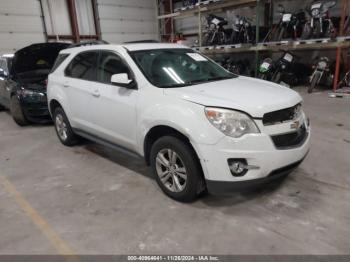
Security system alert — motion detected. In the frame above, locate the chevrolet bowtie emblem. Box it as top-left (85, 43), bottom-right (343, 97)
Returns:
top-left (291, 120), bottom-right (300, 130)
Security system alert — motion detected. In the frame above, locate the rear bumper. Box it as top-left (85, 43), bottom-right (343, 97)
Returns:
top-left (206, 155), bottom-right (306, 195)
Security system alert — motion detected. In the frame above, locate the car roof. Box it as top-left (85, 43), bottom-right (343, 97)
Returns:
top-left (60, 43), bottom-right (190, 54)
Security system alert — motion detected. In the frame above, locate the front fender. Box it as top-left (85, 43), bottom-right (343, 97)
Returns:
top-left (136, 97), bottom-right (225, 155)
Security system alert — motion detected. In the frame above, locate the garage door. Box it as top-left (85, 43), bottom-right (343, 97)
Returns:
top-left (0, 0), bottom-right (45, 54)
top-left (97, 0), bottom-right (158, 44)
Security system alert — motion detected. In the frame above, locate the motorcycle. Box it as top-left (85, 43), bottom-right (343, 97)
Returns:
top-left (258, 58), bottom-right (275, 80)
top-left (264, 4), bottom-right (306, 42)
top-left (308, 57), bottom-right (333, 93)
top-left (182, 0), bottom-right (198, 8)
top-left (302, 1), bottom-right (337, 39)
top-left (202, 14), bottom-right (231, 46)
top-left (230, 16), bottom-right (254, 44)
top-left (258, 52), bottom-right (295, 84)
top-left (337, 71), bottom-right (350, 88)
top-left (258, 51), bottom-right (311, 86)
top-left (222, 57), bottom-right (251, 76)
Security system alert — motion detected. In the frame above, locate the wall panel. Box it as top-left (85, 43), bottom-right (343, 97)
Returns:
top-left (0, 0), bottom-right (45, 54)
top-left (97, 0), bottom-right (158, 43)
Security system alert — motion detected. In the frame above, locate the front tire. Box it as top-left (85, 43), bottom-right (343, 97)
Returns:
top-left (10, 96), bottom-right (29, 126)
top-left (53, 107), bottom-right (79, 146)
top-left (150, 136), bottom-right (205, 202)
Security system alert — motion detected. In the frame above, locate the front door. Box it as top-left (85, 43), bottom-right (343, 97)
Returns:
top-left (90, 50), bottom-right (138, 151)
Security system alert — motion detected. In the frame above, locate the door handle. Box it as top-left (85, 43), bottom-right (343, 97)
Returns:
top-left (63, 84), bottom-right (70, 88)
top-left (92, 90), bottom-right (100, 98)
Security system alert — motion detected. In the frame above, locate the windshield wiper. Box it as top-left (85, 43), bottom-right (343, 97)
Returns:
top-left (207, 75), bottom-right (237, 81)
top-left (161, 83), bottom-right (190, 88)
top-left (161, 76), bottom-right (236, 88)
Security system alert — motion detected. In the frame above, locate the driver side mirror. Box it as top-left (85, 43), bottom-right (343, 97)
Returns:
top-left (111, 73), bottom-right (137, 89)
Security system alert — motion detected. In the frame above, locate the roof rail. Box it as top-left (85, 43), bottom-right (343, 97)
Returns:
top-left (123, 40), bottom-right (160, 44)
top-left (67, 40), bottom-right (109, 49)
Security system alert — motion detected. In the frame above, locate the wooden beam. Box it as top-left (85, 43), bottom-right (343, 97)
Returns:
top-left (92, 0), bottom-right (102, 40)
top-left (67, 0), bottom-right (80, 43)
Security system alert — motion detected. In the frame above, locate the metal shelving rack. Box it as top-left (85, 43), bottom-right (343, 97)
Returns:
top-left (157, 0), bottom-right (350, 89)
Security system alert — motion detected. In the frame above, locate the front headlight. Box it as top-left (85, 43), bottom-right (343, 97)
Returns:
top-left (17, 88), bottom-right (44, 97)
top-left (311, 8), bottom-right (320, 17)
top-left (205, 107), bottom-right (260, 138)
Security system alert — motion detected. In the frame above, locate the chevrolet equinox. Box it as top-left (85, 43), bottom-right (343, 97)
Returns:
top-left (47, 43), bottom-right (311, 202)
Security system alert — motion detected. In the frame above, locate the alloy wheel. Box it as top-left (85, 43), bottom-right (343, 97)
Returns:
top-left (155, 149), bottom-right (187, 193)
top-left (55, 114), bottom-right (68, 141)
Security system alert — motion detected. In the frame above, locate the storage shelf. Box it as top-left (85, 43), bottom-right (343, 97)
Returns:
top-left (158, 0), bottom-right (258, 20)
top-left (194, 37), bottom-right (350, 55)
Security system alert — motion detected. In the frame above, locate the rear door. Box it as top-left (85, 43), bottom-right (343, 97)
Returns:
top-left (64, 51), bottom-right (98, 133)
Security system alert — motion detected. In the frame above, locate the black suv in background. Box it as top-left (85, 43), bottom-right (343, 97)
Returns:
top-left (0, 43), bottom-right (69, 126)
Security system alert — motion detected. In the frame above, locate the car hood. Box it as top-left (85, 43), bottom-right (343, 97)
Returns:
top-left (12, 43), bottom-right (70, 75)
top-left (164, 76), bottom-right (302, 118)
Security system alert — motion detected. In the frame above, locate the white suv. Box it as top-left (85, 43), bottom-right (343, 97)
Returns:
top-left (47, 43), bottom-right (310, 202)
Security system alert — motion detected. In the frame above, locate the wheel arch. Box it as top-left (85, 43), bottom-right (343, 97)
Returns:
top-left (49, 99), bottom-right (63, 116)
top-left (143, 125), bottom-right (199, 166)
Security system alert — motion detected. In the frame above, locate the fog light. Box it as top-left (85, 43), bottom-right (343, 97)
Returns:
top-left (228, 159), bottom-right (248, 177)
top-left (228, 159), bottom-right (260, 177)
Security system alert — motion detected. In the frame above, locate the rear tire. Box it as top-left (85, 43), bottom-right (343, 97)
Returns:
top-left (309, 73), bottom-right (320, 93)
top-left (277, 27), bottom-right (285, 41)
top-left (301, 23), bottom-right (312, 40)
top-left (0, 104), bottom-right (5, 111)
top-left (53, 107), bottom-right (79, 146)
top-left (313, 23), bottom-right (321, 38)
top-left (150, 136), bottom-right (205, 202)
top-left (10, 96), bottom-right (29, 126)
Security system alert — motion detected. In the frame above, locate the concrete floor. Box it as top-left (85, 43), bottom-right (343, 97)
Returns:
top-left (0, 87), bottom-right (349, 255)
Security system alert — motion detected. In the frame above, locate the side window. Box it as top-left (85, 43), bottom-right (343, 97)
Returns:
top-left (97, 51), bottom-right (130, 84)
top-left (51, 54), bottom-right (69, 73)
top-left (65, 51), bottom-right (97, 81)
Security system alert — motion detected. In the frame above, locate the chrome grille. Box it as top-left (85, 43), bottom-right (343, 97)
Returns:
top-left (263, 104), bottom-right (301, 126)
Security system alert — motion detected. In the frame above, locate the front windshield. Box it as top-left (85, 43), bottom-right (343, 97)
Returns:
top-left (130, 49), bottom-right (236, 88)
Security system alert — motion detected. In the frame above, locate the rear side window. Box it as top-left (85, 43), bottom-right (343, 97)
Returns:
top-left (65, 51), bottom-right (97, 81)
top-left (51, 54), bottom-right (69, 73)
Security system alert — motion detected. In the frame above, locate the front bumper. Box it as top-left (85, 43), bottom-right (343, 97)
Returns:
top-left (20, 95), bottom-right (51, 123)
top-left (206, 154), bottom-right (307, 195)
top-left (194, 116), bottom-right (311, 194)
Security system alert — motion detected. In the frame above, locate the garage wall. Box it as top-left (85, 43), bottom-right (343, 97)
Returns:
top-left (97, 0), bottom-right (158, 43)
top-left (0, 0), bottom-right (158, 54)
top-left (0, 0), bottom-right (45, 54)
top-left (41, 0), bottom-right (72, 36)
